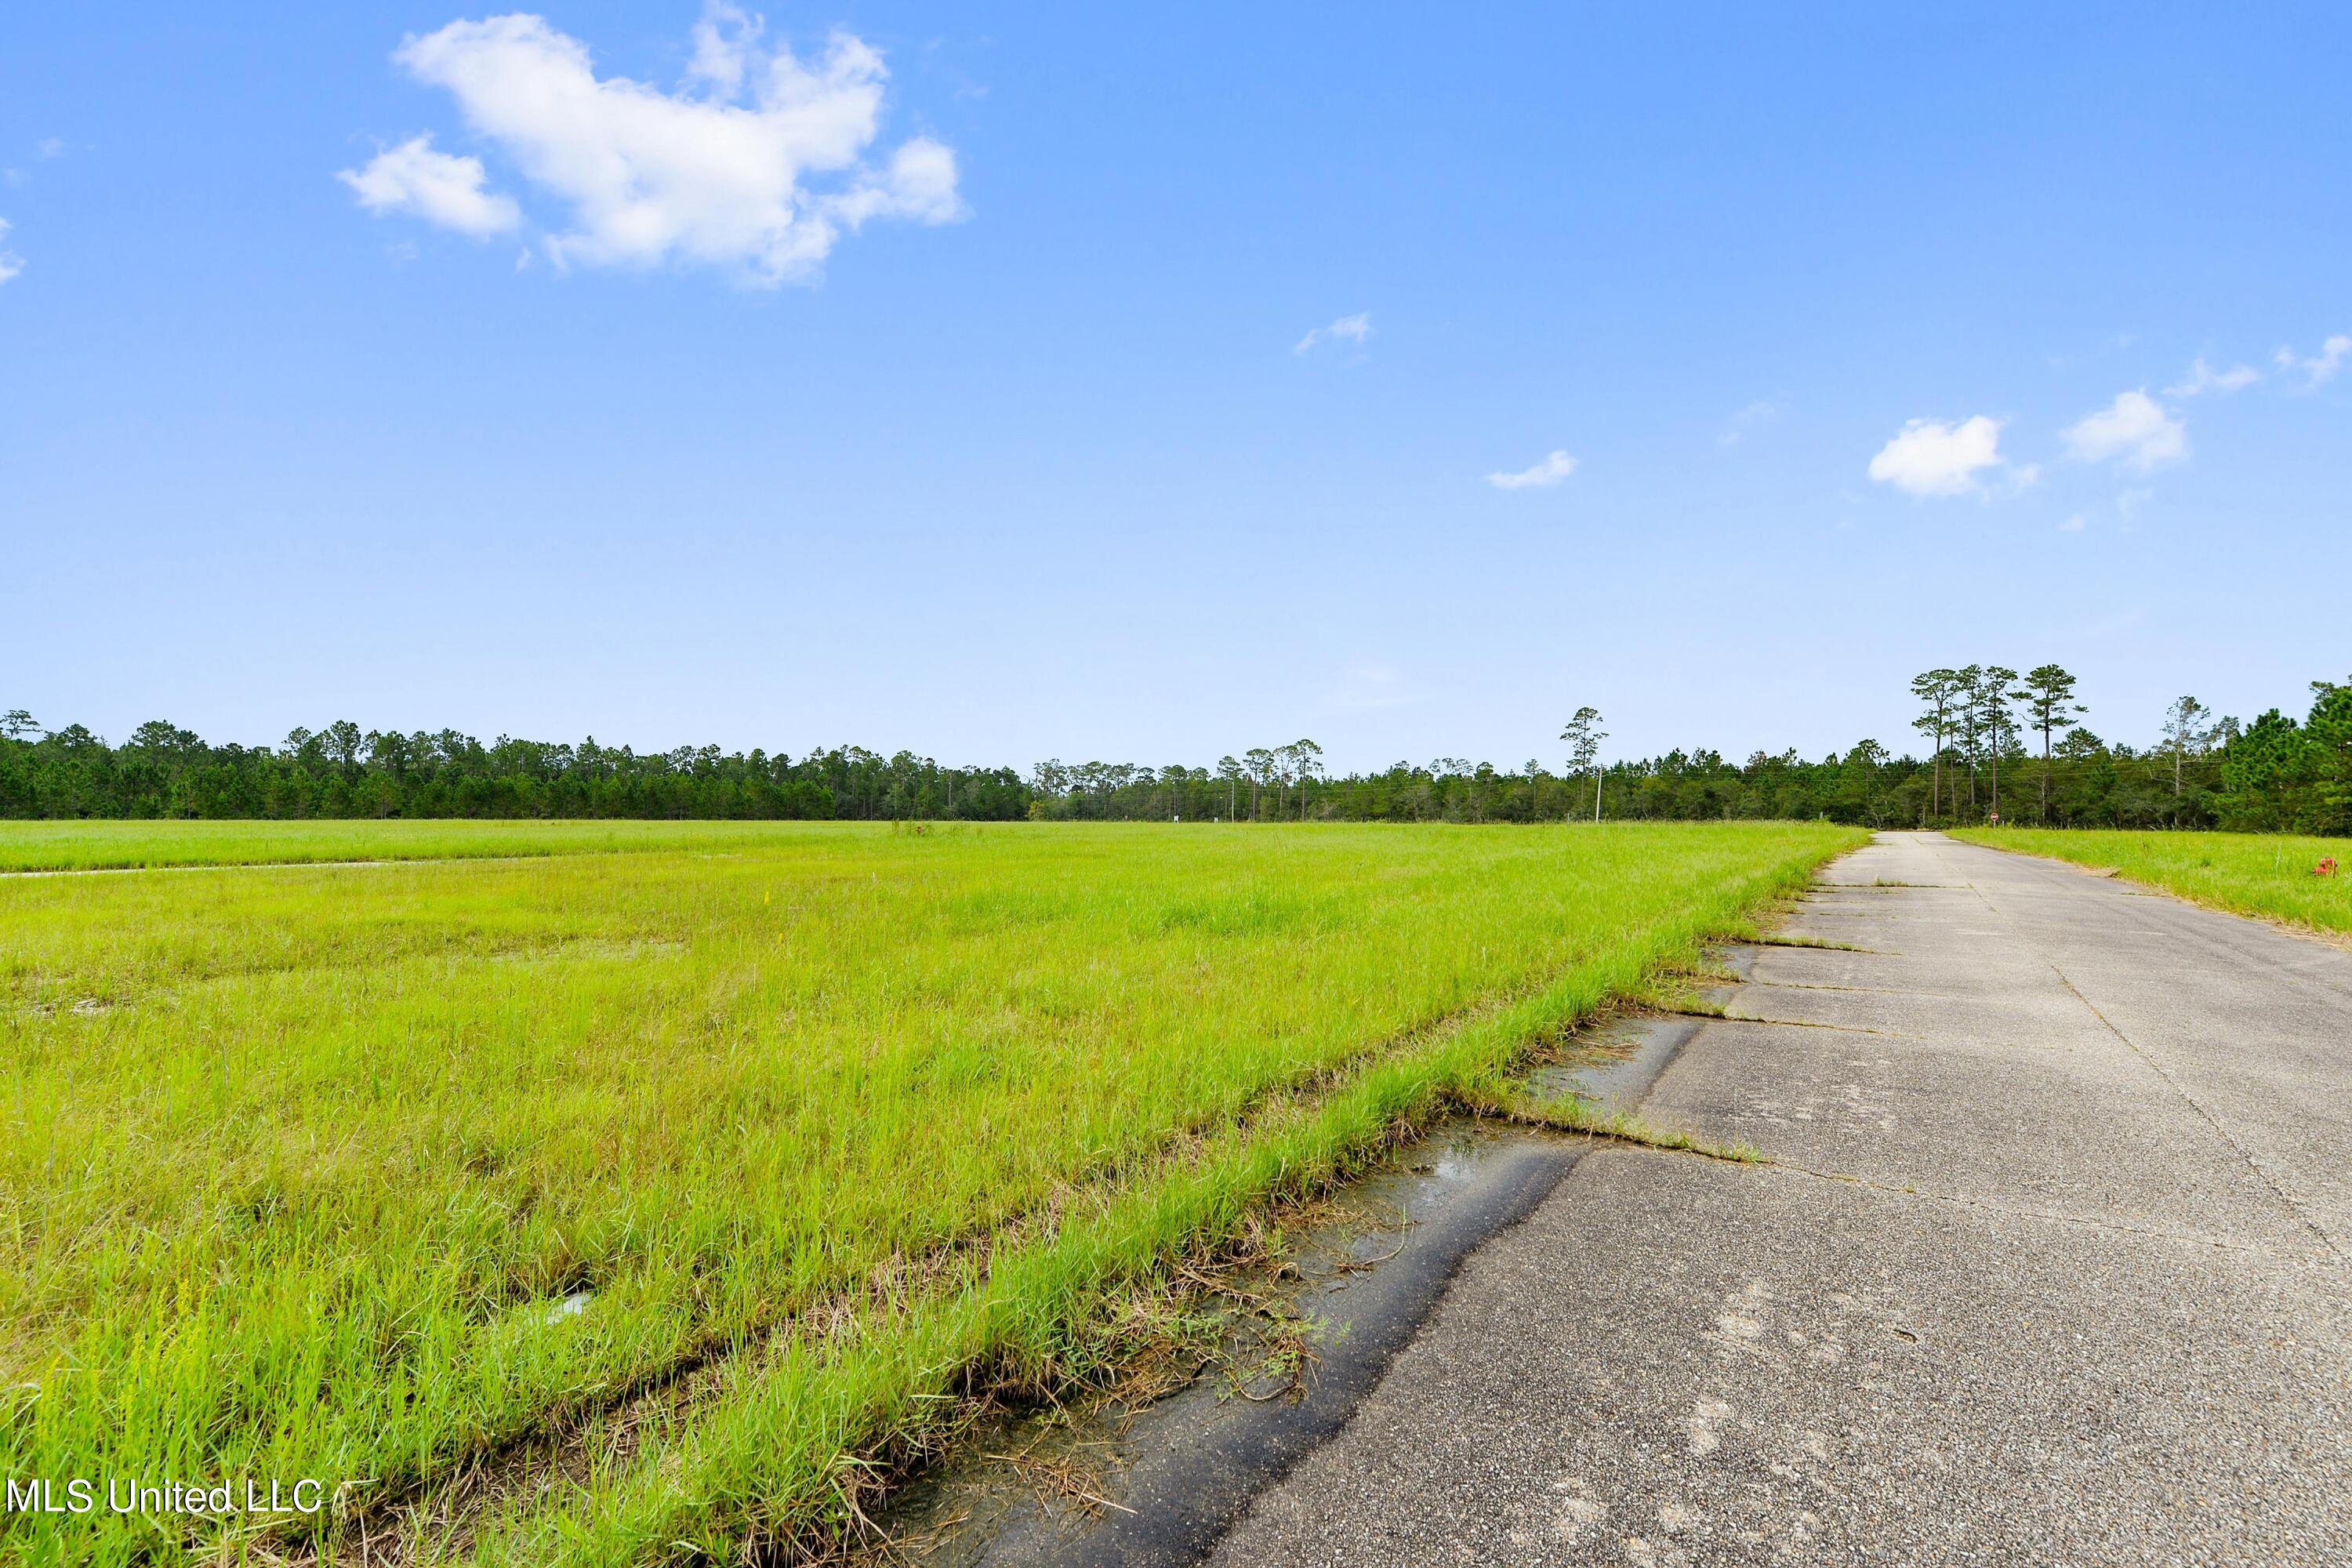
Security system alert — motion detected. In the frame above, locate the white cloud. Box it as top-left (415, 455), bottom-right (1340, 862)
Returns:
top-left (2062, 390), bottom-right (2187, 472)
top-left (1486, 450), bottom-right (1577, 489)
top-left (1719, 397), bottom-right (1786, 447)
top-left (2116, 488), bottom-right (2152, 522)
top-left (1294, 312), bottom-right (1371, 354)
top-left (0, 218), bottom-right (20, 284)
top-left (361, 7), bottom-right (964, 285)
top-left (2310, 336), bottom-right (2346, 383)
top-left (35, 138), bottom-right (64, 159)
top-left (1866, 415), bottom-right (2012, 497)
top-left (2164, 357), bottom-right (2259, 397)
top-left (339, 135), bottom-right (521, 236)
top-left (2059, 513), bottom-right (2087, 533)
top-left (2274, 334), bottom-right (2350, 389)
top-left (822, 137), bottom-right (962, 230)
top-left (686, 2), bottom-right (760, 96)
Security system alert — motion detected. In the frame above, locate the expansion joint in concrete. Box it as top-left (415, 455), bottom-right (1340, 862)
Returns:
top-left (1753, 1158), bottom-right (2339, 1265)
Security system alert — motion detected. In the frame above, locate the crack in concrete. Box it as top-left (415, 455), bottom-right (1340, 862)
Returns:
top-left (2044, 961), bottom-right (2347, 1265)
top-left (1936, 841), bottom-right (2350, 1265)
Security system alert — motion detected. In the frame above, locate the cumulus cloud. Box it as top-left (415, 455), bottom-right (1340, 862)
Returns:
top-left (354, 7), bottom-right (964, 284)
top-left (1486, 450), bottom-right (1577, 489)
top-left (2062, 390), bottom-right (2187, 472)
top-left (2164, 357), bottom-right (2259, 397)
top-left (339, 135), bottom-right (521, 236)
top-left (0, 218), bottom-right (20, 284)
top-left (1866, 416), bottom-right (2017, 497)
top-left (2274, 334), bottom-right (2350, 389)
top-left (1294, 312), bottom-right (1371, 354)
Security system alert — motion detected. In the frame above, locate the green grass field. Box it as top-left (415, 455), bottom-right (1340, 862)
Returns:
top-left (0, 818), bottom-right (830, 873)
top-left (1, 820), bottom-right (1860, 1565)
top-left (1954, 826), bottom-right (2352, 938)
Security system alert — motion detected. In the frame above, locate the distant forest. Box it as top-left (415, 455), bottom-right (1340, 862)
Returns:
top-left (3, 666), bottom-right (2347, 833)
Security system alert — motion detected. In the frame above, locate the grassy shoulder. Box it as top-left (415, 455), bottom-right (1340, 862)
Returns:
top-left (1953, 826), bottom-right (2352, 938)
top-left (0, 821), bottom-right (1861, 1565)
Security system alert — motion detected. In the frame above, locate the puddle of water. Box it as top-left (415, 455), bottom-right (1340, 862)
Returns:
top-left (869, 1121), bottom-right (1572, 1566)
top-left (1528, 1011), bottom-right (1705, 1118)
top-left (866, 1007), bottom-right (1713, 1567)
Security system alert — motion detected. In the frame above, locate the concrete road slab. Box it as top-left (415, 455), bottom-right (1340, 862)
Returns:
top-left (1639, 1019), bottom-right (2324, 1258)
top-left (1208, 832), bottom-right (2352, 1566)
top-left (1210, 1151), bottom-right (2348, 1568)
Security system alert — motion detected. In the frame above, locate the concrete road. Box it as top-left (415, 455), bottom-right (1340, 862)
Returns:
top-left (1207, 832), bottom-right (2352, 1567)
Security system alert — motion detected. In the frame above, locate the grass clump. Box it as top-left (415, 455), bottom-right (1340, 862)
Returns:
top-left (0, 819), bottom-right (1860, 1563)
top-left (1954, 826), bottom-right (2352, 938)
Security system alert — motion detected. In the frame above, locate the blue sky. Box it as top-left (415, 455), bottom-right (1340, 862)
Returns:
top-left (4, 4), bottom-right (2346, 771)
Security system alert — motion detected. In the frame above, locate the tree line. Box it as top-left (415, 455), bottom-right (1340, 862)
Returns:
top-left (1896, 664), bottom-right (2350, 833)
top-left (1, 670), bottom-right (2345, 832)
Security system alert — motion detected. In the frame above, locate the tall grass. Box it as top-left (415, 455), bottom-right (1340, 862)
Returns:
top-left (1954, 826), bottom-right (2352, 938)
top-left (0, 818), bottom-right (849, 873)
top-left (0, 821), bottom-right (1860, 1563)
